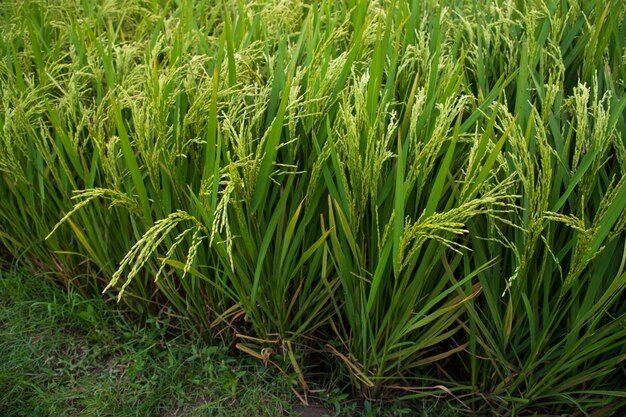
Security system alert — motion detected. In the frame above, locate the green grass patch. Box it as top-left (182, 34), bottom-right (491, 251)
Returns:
top-left (0, 269), bottom-right (293, 417)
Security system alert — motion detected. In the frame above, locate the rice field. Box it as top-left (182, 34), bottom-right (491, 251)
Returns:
top-left (1, 0), bottom-right (625, 414)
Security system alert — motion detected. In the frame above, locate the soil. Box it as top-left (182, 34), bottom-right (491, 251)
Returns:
top-left (293, 403), bottom-right (332, 417)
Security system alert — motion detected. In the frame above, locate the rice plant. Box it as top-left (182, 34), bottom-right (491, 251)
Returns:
top-left (1, 0), bottom-right (624, 414)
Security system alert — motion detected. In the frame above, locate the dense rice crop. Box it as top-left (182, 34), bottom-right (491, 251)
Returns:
top-left (1, 0), bottom-right (625, 414)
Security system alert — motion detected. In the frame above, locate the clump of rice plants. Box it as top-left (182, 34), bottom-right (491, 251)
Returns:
top-left (1, 0), bottom-right (625, 414)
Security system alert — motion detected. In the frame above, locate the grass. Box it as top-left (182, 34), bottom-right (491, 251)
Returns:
top-left (1, 0), bottom-right (625, 414)
top-left (0, 268), bottom-right (294, 417)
